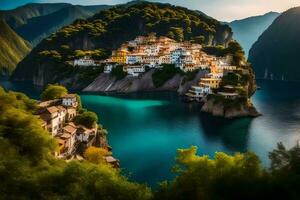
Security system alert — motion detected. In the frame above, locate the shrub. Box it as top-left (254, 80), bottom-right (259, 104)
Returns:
top-left (40, 84), bottom-right (68, 101)
top-left (111, 65), bottom-right (127, 80)
top-left (152, 64), bottom-right (181, 87)
top-left (74, 111), bottom-right (98, 128)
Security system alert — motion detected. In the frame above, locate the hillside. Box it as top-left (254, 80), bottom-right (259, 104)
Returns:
top-left (248, 7), bottom-right (300, 81)
top-left (229, 12), bottom-right (280, 57)
top-left (13, 2), bottom-right (233, 87)
top-left (0, 20), bottom-right (31, 75)
top-left (0, 3), bottom-right (71, 29)
top-left (15, 5), bottom-right (110, 45)
top-left (0, 3), bottom-right (111, 45)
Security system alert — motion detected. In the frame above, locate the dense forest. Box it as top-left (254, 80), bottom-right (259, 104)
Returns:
top-left (1, 87), bottom-right (300, 199)
top-left (13, 1), bottom-right (232, 86)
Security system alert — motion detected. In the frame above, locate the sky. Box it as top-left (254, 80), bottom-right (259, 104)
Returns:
top-left (1, 0), bottom-right (300, 21)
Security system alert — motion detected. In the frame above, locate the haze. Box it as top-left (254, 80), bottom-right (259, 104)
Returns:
top-left (1, 0), bottom-right (300, 21)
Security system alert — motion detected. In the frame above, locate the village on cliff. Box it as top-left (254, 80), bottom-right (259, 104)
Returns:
top-left (70, 33), bottom-right (241, 100)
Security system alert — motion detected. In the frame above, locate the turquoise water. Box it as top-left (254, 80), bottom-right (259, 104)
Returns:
top-left (1, 80), bottom-right (300, 187)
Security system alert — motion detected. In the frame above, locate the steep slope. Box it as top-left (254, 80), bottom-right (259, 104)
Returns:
top-left (15, 5), bottom-right (110, 45)
top-left (248, 7), bottom-right (300, 81)
top-left (0, 3), bottom-right (71, 29)
top-left (13, 2), bottom-right (233, 86)
top-left (0, 3), bottom-right (111, 45)
top-left (0, 20), bottom-right (31, 75)
top-left (229, 12), bottom-right (280, 57)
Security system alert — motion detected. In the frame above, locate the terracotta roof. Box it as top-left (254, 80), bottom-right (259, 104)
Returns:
top-left (46, 106), bottom-right (59, 114)
top-left (60, 133), bottom-right (71, 139)
top-left (57, 105), bottom-right (66, 112)
top-left (63, 124), bottom-right (77, 134)
top-left (63, 94), bottom-right (77, 99)
top-left (105, 156), bottom-right (118, 163)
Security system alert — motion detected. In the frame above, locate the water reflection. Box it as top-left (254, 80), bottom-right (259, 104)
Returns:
top-left (199, 113), bottom-right (252, 152)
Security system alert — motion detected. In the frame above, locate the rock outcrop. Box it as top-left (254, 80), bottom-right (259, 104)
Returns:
top-left (201, 97), bottom-right (261, 118)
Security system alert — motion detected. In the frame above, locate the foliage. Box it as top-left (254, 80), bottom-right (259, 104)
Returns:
top-left (0, 88), bottom-right (152, 200)
top-left (221, 72), bottom-right (242, 86)
top-left (74, 111), bottom-right (98, 128)
top-left (39, 50), bottom-right (62, 61)
top-left (226, 40), bottom-right (246, 66)
top-left (202, 45), bottom-right (226, 57)
top-left (152, 64), bottom-right (182, 87)
top-left (40, 84), bottom-right (68, 101)
top-left (0, 20), bottom-right (31, 75)
top-left (183, 70), bottom-right (199, 83)
top-left (111, 65), bottom-right (127, 80)
top-left (74, 49), bottom-right (108, 60)
top-left (84, 146), bottom-right (111, 165)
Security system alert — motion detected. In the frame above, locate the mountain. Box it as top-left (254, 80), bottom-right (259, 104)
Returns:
top-left (0, 3), bottom-right (71, 29)
top-left (248, 7), bottom-right (300, 81)
top-left (13, 1), bottom-right (233, 87)
top-left (0, 20), bottom-right (31, 75)
top-left (15, 5), bottom-right (110, 45)
top-left (0, 3), bottom-right (111, 45)
top-left (229, 12), bottom-right (280, 57)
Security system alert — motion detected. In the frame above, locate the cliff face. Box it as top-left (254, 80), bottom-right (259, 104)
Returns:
top-left (201, 97), bottom-right (260, 118)
top-left (13, 1), bottom-right (232, 85)
top-left (249, 7), bottom-right (300, 81)
top-left (83, 69), bottom-right (207, 94)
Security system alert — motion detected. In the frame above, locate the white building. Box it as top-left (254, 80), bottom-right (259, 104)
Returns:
top-left (104, 64), bottom-right (114, 73)
top-left (126, 55), bottom-right (142, 64)
top-left (171, 48), bottom-right (191, 65)
top-left (74, 56), bottom-right (96, 67)
top-left (62, 94), bottom-right (78, 108)
top-left (124, 65), bottom-right (145, 77)
top-left (145, 44), bottom-right (162, 56)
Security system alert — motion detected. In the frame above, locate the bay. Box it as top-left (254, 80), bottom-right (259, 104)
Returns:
top-left (1, 79), bottom-right (300, 187)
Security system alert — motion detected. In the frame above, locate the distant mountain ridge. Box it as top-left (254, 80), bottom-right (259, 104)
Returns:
top-left (229, 12), bottom-right (280, 57)
top-left (0, 3), bottom-right (111, 45)
top-left (0, 20), bottom-right (31, 75)
top-left (249, 7), bottom-right (300, 81)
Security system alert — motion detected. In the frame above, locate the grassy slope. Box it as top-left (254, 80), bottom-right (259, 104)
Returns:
top-left (0, 20), bottom-right (31, 75)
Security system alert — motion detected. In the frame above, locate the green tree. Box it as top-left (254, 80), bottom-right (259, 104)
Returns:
top-left (0, 88), bottom-right (152, 200)
top-left (40, 84), bottom-right (68, 101)
top-left (74, 111), bottom-right (98, 128)
top-left (111, 65), bottom-right (127, 80)
top-left (84, 146), bottom-right (111, 164)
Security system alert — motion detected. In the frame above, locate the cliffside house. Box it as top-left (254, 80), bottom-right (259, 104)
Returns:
top-left (74, 56), bottom-right (96, 67)
top-left (76, 125), bottom-right (98, 147)
top-left (104, 64), bottom-right (114, 74)
top-left (111, 50), bottom-right (128, 64)
top-left (123, 65), bottom-right (145, 76)
top-left (105, 156), bottom-right (120, 168)
top-left (62, 94), bottom-right (78, 108)
top-left (40, 106), bottom-right (66, 136)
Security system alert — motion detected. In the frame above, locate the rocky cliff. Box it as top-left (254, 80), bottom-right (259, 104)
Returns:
top-left (84, 69), bottom-right (207, 94)
top-left (201, 97), bottom-right (260, 118)
top-left (249, 7), bottom-right (300, 81)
